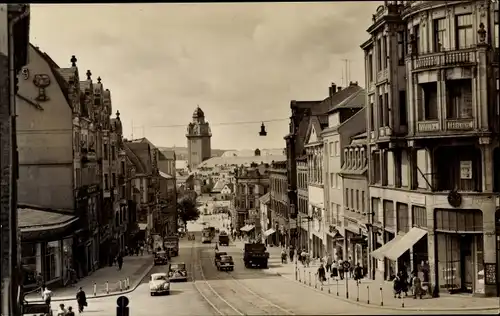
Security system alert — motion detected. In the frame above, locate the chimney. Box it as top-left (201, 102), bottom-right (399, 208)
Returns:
top-left (349, 81), bottom-right (358, 86)
top-left (337, 87), bottom-right (342, 92)
top-left (329, 83), bottom-right (337, 97)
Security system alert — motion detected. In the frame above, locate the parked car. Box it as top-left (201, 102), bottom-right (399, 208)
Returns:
top-left (154, 250), bottom-right (169, 266)
top-left (216, 255), bottom-right (234, 271)
top-left (214, 251), bottom-right (228, 266)
top-left (168, 262), bottom-right (188, 282)
top-left (149, 272), bottom-right (170, 295)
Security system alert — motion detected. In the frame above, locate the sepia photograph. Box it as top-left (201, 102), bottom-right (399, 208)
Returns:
top-left (1, 1), bottom-right (500, 315)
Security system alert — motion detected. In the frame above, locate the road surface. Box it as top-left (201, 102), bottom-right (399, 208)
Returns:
top-left (45, 220), bottom-right (498, 315)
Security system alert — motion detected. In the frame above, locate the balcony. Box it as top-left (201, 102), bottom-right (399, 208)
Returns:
top-left (416, 120), bottom-right (439, 133)
top-left (414, 49), bottom-right (476, 71)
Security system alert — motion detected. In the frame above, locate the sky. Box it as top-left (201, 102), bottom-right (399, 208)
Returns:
top-left (30, 2), bottom-right (381, 150)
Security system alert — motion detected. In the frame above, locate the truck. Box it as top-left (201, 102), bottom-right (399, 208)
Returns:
top-left (164, 235), bottom-right (179, 257)
top-left (218, 231), bottom-right (229, 246)
top-left (243, 243), bottom-right (269, 269)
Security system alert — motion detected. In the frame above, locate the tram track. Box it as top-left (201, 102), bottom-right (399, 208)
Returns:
top-left (195, 242), bottom-right (294, 315)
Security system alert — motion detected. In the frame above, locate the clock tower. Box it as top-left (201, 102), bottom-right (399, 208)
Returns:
top-left (186, 106), bottom-right (212, 170)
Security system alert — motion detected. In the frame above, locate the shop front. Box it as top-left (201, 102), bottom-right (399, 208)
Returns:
top-left (434, 208), bottom-right (483, 295)
top-left (19, 207), bottom-right (78, 289)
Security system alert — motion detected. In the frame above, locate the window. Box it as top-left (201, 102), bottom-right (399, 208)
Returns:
top-left (495, 11), bottom-right (499, 48)
top-left (355, 190), bottom-right (359, 211)
top-left (104, 174), bottom-right (109, 190)
top-left (413, 25), bottom-right (420, 55)
top-left (103, 144), bottom-right (108, 160)
top-left (384, 92), bottom-right (389, 127)
top-left (382, 35), bottom-right (388, 69)
top-left (45, 241), bottom-right (61, 281)
top-left (456, 14), bottom-right (473, 49)
top-left (111, 145), bottom-right (116, 160)
top-left (336, 204), bottom-right (340, 224)
top-left (350, 189), bottom-right (354, 211)
top-left (335, 141), bottom-right (340, 156)
top-left (383, 200), bottom-right (395, 229)
top-left (399, 90), bottom-right (407, 126)
top-left (420, 82), bottom-right (438, 120)
top-left (378, 94), bottom-right (384, 127)
top-left (434, 18), bottom-right (447, 52)
top-left (372, 151), bottom-right (381, 184)
top-left (397, 31), bottom-right (405, 64)
top-left (377, 38), bottom-right (382, 71)
top-left (370, 100), bottom-right (375, 131)
top-left (345, 188), bottom-right (349, 208)
top-left (361, 191), bottom-right (365, 213)
top-left (75, 168), bottom-right (81, 187)
top-left (372, 198), bottom-right (381, 223)
top-left (112, 173), bottom-right (116, 188)
top-left (446, 79), bottom-right (472, 119)
top-left (412, 206), bottom-right (427, 228)
top-left (396, 203), bottom-right (409, 233)
top-left (368, 53), bottom-right (374, 82)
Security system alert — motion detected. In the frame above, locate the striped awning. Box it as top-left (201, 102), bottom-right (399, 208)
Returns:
top-left (263, 228), bottom-right (276, 237)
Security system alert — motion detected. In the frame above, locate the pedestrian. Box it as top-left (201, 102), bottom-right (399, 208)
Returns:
top-left (76, 286), bottom-right (87, 313)
top-left (348, 256), bottom-right (354, 278)
top-left (393, 273), bottom-right (402, 298)
top-left (354, 263), bottom-right (363, 285)
top-left (289, 246), bottom-right (294, 263)
top-left (66, 306), bottom-right (75, 316)
top-left (56, 303), bottom-right (67, 316)
top-left (410, 271), bottom-right (423, 299)
top-left (317, 263), bottom-right (326, 285)
top-left (325, 253), bottom-right (332, 273)
top-left (140, 245), bottom-right (144, 256)
top-left (337, 258), bottom-right (344, 280)
top-left (331, 260), bottom-right (338, 279)
top-left (117, 254), bottom-right (123, 271)
top-left (281, 248), bottom-right (287, 264)
top-left (41, 286), bottom-right (53, 307)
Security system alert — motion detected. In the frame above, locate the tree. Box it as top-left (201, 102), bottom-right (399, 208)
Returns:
top-left (177, 196), bottom-right (200, 230)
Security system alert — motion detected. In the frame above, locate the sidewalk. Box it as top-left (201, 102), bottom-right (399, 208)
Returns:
top-left (25, 254), bottom-right (154, 302)
top-left (261, 245), bottom-right (499, 312)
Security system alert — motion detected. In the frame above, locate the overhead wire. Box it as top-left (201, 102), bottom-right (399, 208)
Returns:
top-left (133, 118), bottom-right (289, 129)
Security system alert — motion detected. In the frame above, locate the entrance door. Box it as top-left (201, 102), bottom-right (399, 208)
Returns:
top-left (460, 235), bottom-right (473, 293)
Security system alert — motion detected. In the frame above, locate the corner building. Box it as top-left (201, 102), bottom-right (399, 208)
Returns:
top-left (362, 1), bottom-right (499, 297)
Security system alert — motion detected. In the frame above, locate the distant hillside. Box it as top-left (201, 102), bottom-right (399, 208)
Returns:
top-left (158, 147), bottom-right (228, 160)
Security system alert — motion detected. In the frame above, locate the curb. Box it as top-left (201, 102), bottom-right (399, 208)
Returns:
top-left (26, 262), bottom-right (155, 303)
top-left (266, 267), bottom-right (499, 312)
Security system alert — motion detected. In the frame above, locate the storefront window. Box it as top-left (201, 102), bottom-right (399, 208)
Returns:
top-left (45, 241), bottom-right (61, 281)
top-left (62, 239), bottom-right (73, 284)
top-left (437, 233), bottom-right (461, 291)
top-left (475, 235), bottom-right (484, 294)
top-left (21, 243), bottom-right (39, 286)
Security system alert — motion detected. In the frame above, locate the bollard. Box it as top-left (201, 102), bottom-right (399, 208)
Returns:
top-left (308, 271), bottom-right (311, 286)
top-left (401, 293), bottom-right (404, 308)
top-left (119, 280), bottom-right (123, 292)
top-left (314, 274), bottom-right (317, 289)
top-left (328, 277), bottom-right (331, 293)
top-left (93, 282), bottom-right (97, 296)
top-left (106, 281), bottom-right (109, 294)
top-left (295, 266), bottom-right (298, 280)
top-left (380, 287), bottom-right (383, 306)
top-left (367, 285), bottom-right (370, 304)
top-left (336, 279), bottom-right (339, 296)
top-left (356, 282), bottom-right (359, 301)
top-left (298, 268), bottom-right (301, 282)
top-left (127, 277), bottom-right (130, 289)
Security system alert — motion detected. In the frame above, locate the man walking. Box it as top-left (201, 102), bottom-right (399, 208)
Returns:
top-left (117, 254), bottom-right (123, 271)
top-left (42, 287), bottom-right (53, 307)
top-left (76, 286), bottom-right (87, 313)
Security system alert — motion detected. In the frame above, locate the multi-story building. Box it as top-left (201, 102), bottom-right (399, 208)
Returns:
top-left (1, 5), bottom-right (30, 314)
top-left (304, 117), bottom-right (327, 258)
top-left (363, 0), bottom-right (499, 297)
top-left (321, 83), bottom-right (366, 263)
top-left (269, 161), bottom-right (288, 247)
top-left (296, 156), bottom-right (309, 250)
top-left (158, 149), bottom-right (177, 237)
top-left (186, 106), bottom-right (212, 170)
top-left (232, 163), bottom-right (270, 236)
top-left (260, 192), bottom-right (272, 244)
top-left (340, 132), bottom-right (369, 277)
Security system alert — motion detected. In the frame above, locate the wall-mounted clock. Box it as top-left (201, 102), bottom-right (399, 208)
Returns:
top-left (21, 68), bottom-right (29, 80)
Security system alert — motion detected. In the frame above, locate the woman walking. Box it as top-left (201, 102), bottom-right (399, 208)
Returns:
top-left (76, 287), bottom-right (87, 313)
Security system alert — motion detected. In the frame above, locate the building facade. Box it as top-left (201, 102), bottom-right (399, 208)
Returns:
top-left (186, 106), bottom-right (212, 170)
top-left (363, 0), bottom-right (500, 297)
top-left (296, 156), bottom-right (309, 251)
top-left (269, 161), bottom-right (288, 247)
top-left (340, 132), bottom-right (370, 277)
top-left (304, 117), bottom-right (326, 258)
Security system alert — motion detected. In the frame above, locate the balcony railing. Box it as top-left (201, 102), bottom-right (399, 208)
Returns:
top-left (416, 120), bottom-right (439, 133)
top-left (414, 49), bottom-right (476, 71)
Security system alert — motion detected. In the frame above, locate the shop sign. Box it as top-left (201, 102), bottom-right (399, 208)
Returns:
top-left (409, 194), bottom-right (426, 206)
top-left (484, 263), bottom-right (497, 285)
top-left (460, 161), bottom-right (472, 179)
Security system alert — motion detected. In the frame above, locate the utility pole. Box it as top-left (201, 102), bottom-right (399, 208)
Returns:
top-left (1, 4), bottom-right (29, 316)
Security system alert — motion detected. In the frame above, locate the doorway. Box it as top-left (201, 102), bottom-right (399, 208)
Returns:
top-left (460, 235), bottom-right (473, 293)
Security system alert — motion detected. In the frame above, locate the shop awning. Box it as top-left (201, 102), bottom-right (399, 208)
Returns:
top-left (263, 228), bottom-right (276, 237)
top-left (384, 227), bottom-right (428, 261)
top-left (138, 223), bottom-right (148, 230)
top-left (240, 225), bottom-right (255, 232)
top-left (370, 235), bottom-right (403, 260)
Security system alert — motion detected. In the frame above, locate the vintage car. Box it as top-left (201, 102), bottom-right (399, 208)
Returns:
top-left (154, 250), bottom-right (169, 266)
top-left (214, 251), bottom-right (228, 266)
top-left (149, 272), bottom-right (170, 295)
top-left (168, 262), bottom-right (188, 282)
top-left (216, 255), bottom-right (234, 271)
